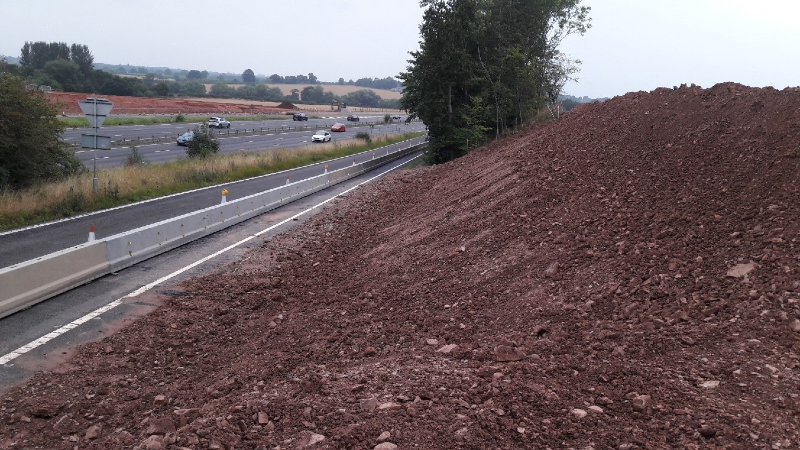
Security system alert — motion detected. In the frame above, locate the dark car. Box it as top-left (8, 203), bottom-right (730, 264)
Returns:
top-left (346, 115), bottom-right (360, 122)
top-left (293, 113), bottom-right (308, 121)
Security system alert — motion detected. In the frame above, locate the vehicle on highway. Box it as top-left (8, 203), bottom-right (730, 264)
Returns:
top-left (176, 131), bottom-right (195, 146)
top-left (392, 115), bottom-right (401, 120)
top-left (346, 115), bottom-right (360, 122)
top-left (293, 113), bottom-right (308, 121)
top-left (208, 117), bottom-right (231, 128)
top-left (311, 130), bottom-right (331, 142)
top-left (331, 123), bottom-right (346, 132)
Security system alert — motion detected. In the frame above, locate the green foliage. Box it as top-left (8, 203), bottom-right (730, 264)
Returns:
top-left (186, 124), bottom-right (220, 158)
top-left (354, 132), bottom-right (372, 143)
top-left (400, 0), bottom-right (591, 163)
top-left (174, 113), bottom-right (186, 123)
top-left (125, 144), bottom-right (147, 166)
top-left (242, 68), bottom-right (256, 83)
top-left (384, 114), bottom-right (392, 124)
top-left (0, 74), bottom-right (84, 190)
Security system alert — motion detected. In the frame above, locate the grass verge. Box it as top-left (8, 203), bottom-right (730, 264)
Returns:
top-left (58, 114), bottom-right (291, 128)
top-left (0, 132), bottom-right (424, 231)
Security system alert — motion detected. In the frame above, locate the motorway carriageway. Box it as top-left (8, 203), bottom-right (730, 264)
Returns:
top-left (0, 136), bottom-right (426, 268)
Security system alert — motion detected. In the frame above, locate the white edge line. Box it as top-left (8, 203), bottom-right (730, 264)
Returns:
top-left (0, 153), bottom-right (423, 366)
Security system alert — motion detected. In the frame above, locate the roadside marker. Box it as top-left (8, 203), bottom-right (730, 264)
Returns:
top-left (87, 223), bottom-right (95, 242)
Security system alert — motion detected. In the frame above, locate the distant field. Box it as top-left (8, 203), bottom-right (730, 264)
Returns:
top-left (202, 83), bottom-right (403, 100)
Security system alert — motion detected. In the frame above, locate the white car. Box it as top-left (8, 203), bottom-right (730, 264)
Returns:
top-left (312, 130), bottom-right (331, 143)
top-left (208, 117), bottom-right (231, 128)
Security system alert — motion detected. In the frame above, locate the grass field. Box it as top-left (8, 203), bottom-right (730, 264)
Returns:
top-left (0, 132), bottom-right (424, 230)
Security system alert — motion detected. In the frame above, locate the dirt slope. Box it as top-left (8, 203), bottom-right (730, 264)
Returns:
top-left (1, 82), bottom-right (798, 449)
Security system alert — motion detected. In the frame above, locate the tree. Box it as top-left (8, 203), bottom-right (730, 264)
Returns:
top-left (400, 0), bottom-right (591, 163)
top-left (20, 41), bottom-right (70, 70)
top-left (152, 82), bottom-right (169, 97)
top-left (186, 70), bottom-right (204, 80)
top-left (0, 74), bottom-right (83, 190)
top-left (308, 73), bottom-right (318, 84)
top-left (69, 44), bottom-right (93, 75)
top-left (42, 59), bottom-right (82, 91)
top-left (186, 124), bottom-right (219, 158)
top-left (269, 74), bottom-right (283, 83)
top-left (242, 69), bottom-right (256, 83)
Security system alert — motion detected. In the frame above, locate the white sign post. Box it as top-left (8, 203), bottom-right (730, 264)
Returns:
top-left (78, 98), bottom-right (113, 194)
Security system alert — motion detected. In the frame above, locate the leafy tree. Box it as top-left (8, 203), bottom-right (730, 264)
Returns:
top-left (341, 89), bottom-right (381, 108)
top-left (242, 68), bottom-right (256, 83)
top-left (152, 82), bottom-right (169, 97)
top-left (0, 74), bottom-right (83, 190)
top-left (211, 83), bottom-right (237, 97)
top-left (308, 73), bottom-right (318, 84)
top-left (186, 124), bottom-right (219, 158)
top-left (42, 59), bottom-right (82, 91)
top-left (20, 41), bottom-right (70, 69)
top-left (400, 0), bottom-right (590, 163)
top-left (269, 74), bottom-right (283, 83)
top-left (337, 77), bottom-right (345, 85)
top-left (186, 70), bottom-right (204, 80)
top-left (300, 85), bottom-right (334, 104)
top-left (69, 44), bottom-right (93, 75)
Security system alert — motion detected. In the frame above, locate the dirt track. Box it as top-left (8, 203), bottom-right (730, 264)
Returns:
top-left (2, 82), bottom-right (798, 449)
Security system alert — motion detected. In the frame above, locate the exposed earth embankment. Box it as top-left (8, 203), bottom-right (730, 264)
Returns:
top-left (2, 82), bottom-right (798, 449)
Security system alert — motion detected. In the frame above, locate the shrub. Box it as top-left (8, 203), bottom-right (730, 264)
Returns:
top-left (186, 124), bottom-right (220, 158)
top-left (174, 113), bottom-right (186, 123)
top-left (125, 144), bottom-right (147, 166)
top-left (354, 131), bottom-right (372, 144)
top-left (384, 114), bottom-right (392, 123)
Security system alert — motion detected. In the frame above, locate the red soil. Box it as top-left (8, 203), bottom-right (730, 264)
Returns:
top-left (46, 92), bottom-right (290, 116)
top-left (2, 82), bottom-right (798, 449)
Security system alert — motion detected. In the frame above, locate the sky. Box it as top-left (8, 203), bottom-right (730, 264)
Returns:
top-left (2, 0), bottom-right (799, 99)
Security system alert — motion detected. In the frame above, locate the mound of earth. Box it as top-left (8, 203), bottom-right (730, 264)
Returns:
top-left (2, 82), bottom-right (799, 449)
top-left (46, 92), bottom-right (291, 116)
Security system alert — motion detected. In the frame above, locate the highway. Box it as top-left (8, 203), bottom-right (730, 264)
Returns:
top-left (0, 150), bottom-right (425, 391)
top-left (0, 136), bottom-right (426, 268)
top-left (64, 114), bottom-right (424, 168)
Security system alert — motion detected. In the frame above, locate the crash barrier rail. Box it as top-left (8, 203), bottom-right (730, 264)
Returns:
top-left (68, 119), bottom-right (420, 149)
top-left (0, 140), bottom-right (428, 319)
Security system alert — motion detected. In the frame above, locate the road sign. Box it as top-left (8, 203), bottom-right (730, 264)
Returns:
top-left (78, 97), bottom-right (113, 128)
top-left (81, 134), bottom-right (111, 149)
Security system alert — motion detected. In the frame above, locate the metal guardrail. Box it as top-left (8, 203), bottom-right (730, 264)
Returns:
top-left (0, 140), bottom-right (428, 319)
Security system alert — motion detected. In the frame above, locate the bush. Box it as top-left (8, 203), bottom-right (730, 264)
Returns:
top-left (354, 131), bottom-right (372, 144)
top-left (186, 124), bottom-right (220, 158)
top-left (384, 114), bottom-right (392, 123)
top-left (174, 113), bottom-right (186, 123)
top-left (124, 144), bottom-right (147, 166)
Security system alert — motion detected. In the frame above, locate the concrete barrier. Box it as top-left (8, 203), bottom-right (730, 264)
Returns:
top-left (0, 242), bottom-right (109, 318)
top-left (0, 141), bottom-right (426, 319)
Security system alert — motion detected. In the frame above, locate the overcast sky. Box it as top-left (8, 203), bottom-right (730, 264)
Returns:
top-left (2, 1), bottom-right (798, 99)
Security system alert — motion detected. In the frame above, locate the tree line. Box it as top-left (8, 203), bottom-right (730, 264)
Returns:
top-left (400, 0), bottom-right (590, 163)
top-left (0, 41), bottom-right (401, 108)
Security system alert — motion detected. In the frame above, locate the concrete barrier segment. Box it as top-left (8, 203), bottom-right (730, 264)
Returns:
top-left (0, 242), bottom-right (109, 319)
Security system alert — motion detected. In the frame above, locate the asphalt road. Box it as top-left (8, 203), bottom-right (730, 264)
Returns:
top-left (0, 151), bottom-right (424, 392)
top-left (0, 136), bottom-right (426, 268)
top-left (66, 115), bottom-right (423, 168)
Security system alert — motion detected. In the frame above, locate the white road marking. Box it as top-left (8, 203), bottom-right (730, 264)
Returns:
top-left (0, 153), bottom-right (422, 366)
